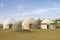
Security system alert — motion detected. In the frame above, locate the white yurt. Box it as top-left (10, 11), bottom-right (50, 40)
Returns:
top-left (3, 18), bottom-right (18, 29)
top-left (41, 18), bottom-right (55, 29)
top-left (22, 17), bottom-right (37, 29)
top-left (55, 18), bottom-right (60, 23)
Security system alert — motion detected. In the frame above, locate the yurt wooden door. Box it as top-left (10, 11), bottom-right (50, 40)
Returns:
top-left (47, 25), bottom-right (49, 29)
top-left (29, 24), bottom-right (32, 29)
top-left (9, 24), bottom-right (12, 29)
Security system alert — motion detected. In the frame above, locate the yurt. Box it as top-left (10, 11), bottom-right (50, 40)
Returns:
top-left (55, 18), bottom-right (60, 23)
top-left (3, 18), bottom-right (18, 29)
top-left (22, 17), bottom-right (37, 29)
top-left (55, 18), bottom-right (60, 28)
top-left (41, 18), bottom-right (55, 29)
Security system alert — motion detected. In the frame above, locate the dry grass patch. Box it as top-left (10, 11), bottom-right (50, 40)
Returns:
top-left (0, 29), bottom-right (60, 40)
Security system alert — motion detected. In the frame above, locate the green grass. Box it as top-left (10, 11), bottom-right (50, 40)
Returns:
top-left (0, 29), bottom-right (60, 40)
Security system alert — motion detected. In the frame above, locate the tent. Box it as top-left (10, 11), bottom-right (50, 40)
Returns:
top-left (3, 18), bottom-right (18, 29)
top-left (22, 17), bottom-right (37, 29)
top-left (55, 18), bottom-right (60, 28)
top-left (41, 18), bottom-right (55, 29)
top-left (55, 18), bottom-right (60, 23)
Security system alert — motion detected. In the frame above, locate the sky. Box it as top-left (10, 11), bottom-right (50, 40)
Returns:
top-left (0, 0), bottom-right (60, 23)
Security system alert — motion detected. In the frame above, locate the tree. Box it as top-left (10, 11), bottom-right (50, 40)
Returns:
top-left (17, 20), bottom-right (23, 29)
top-left (0, 24), bottom-right (3, 29)
top-left (36, 18), bottom-right (41, 29)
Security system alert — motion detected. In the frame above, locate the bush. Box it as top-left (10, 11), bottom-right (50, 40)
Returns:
top-left (55, 23), bottom-right (60, 28)
top-left (0, 24), bottom-right (3, 29)
top-left (15, 29), bottom-right (34, 33)
top-left (37, 26), bottom-right (41, 29)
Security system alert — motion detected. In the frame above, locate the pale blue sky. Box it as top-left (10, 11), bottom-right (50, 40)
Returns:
top-left (0, 0), bottom-right (60, 23)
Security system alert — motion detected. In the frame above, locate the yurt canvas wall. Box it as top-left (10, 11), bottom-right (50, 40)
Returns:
top-left (22, 17), bottom-right (37, 29)
top-left (41, 18), bottom-right (55, 29)
top-left (3, 18), bottom-right (18, 29)
top-left (55, 18), bottom-right (60, 28)
top-left (55, 18), bottom-right (60, 23)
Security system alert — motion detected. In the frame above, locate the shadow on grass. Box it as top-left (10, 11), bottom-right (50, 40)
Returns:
top-left (15, 29), bottom-right (36, 33)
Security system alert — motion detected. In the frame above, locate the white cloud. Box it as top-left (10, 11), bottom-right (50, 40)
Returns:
top-left (48, 0), bottom-right (57, 6)
top-left (17, 7), bottom-right (60, 16)
top-left (12, 4), bottom-right (24, 10)
top-left (31, 9), bottom-right (48, 14)
top-left (53, 3), bottom-right (57, 5)
top-left (16, 4), bottom-right (24, 9)
top-left (48, 0), bottom-right (60, 9)
top-left (0, 3), bottom-right (4, 7)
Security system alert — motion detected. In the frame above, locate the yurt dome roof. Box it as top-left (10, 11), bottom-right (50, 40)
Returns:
top-left (56, 18), bottom-right (60, 21)
top-left (3, 18), bottom-right (17, 24)
top-left (41, 18), bottom-right (55, 24)
top-left (22, 17), bottom-right (37, 25)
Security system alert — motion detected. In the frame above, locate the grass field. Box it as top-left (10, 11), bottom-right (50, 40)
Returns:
top-left (0, 28), bottom-right (60, 40)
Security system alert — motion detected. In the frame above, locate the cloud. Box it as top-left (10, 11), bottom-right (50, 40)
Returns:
top-left (16, 7), bottom-right (60, 16)
top-left (16, 4), bottom-right (24, 9)
top-left (19, 9), bottom-right (48, 15)
top-left (12, 4), bottom-right (24, 10)
top-left (0, 3), bottom-right (4, 7)
top-left (48, 0), bottom-right (57, 6)
top-left (48, 0), bottom-right (60, 9)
